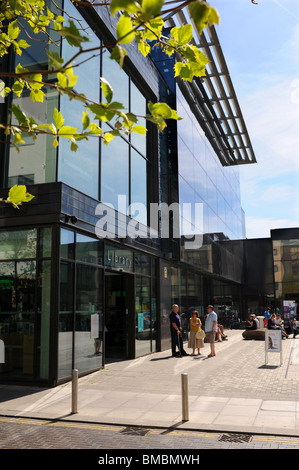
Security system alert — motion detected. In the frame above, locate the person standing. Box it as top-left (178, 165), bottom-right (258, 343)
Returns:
top-left (205, 305), bottom-right (218, 357)
top-left (188, 310), bottom-right (204, 355)
top-left (169, 304), bottom-right (188, 357)
top-left (264, 307), bottom-right (270, 327)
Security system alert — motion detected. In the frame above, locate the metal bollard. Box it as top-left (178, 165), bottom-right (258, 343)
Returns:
top-left (181, 373), bottom-right (189, 421)
top-left (71, 369), bottom-right (78, 414)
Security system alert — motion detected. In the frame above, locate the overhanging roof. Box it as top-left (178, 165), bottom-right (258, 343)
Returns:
top-left (163, 5), bottom-right (256, 166)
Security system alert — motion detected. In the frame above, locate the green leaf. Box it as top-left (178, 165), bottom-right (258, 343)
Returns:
top-left (103, 132), bottom-right (115, 145)
top-left (53, 108), bottom-right (64, 130)
top-left (116, 14), bottom-right (135, 44)
top-left (58, 125), bottom-right (79, 137)
top-left (137, 38), bottom-right (151, 57)
top-left (59, 20), bottom-right (90, 47)
top-left (82, 110), bottom-right (90, 130)
top-left (110, 45), bottom-right (128, 67)
top-left (141, 0), bottom-right (164, 17)
top-left (30, 88), bottom-right (44, 102)
top-left (7, 21), bottom-right (20, 40)
top-left (100, 77), bottom-right (113, 104)
top-left (171, 24), bottom-right (193, 46)
top-left (11, 104), bottom-right (28, 126)
top-left (87, 103), bottom-right (117, 123)
top-left (57, 66), bottom-right (78, 89)
top-left (7, 185), bottom-right (34, 208)
top-left (188, 0), bottom-right (220, 35)
top-left (148, 102), bottom-right (172, 119)
top-left (70, 141), bottom-right (78, 152)
top-left (110, 0), bottom-right (141, 16)
top-left (131, 125), bottom-right (147, 135)
top-left (46, 50), bottom-right (64, 69)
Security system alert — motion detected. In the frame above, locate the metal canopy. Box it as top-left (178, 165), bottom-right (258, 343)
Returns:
top-left (164, 6), bottom-right (256, 166)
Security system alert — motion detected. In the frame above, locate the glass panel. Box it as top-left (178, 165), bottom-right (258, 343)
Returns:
top-left (60, 228), bottom-right (75, 259)
top-left (76, 234), bottom-right (103, 265)
top-left (58, 0), bottom-right (100, 198)
top-left (75, 265), bottom-right (103, 372)
top-left (134, 253), bottom-right (150, 276)
top-left (104, 273), bottom-right (128, 360)
top-left (0, 229), bottom-right (37, 260)
top-left (40, 227), bottom-right (52, 258)
top-left (135, 275), bottom-right (151, 357)
top-left (0, 261), bottom-right (36, 378)
top-left (37, 260), bottom-right (51, 380)
top-left (102, 53), bottom-right (129, 110)
top-left (8, 88), bottom-right (58, 186)
top-left (58, 261), bottom-right (74, 379)
top-left (130, 82), bottom-right (146, 155)
top-left (130, 150), bottom-right (147, 225)
top-left (101, 133), bottom-right (129, 208)
top-left (7, 6), bottom-right (60, 187)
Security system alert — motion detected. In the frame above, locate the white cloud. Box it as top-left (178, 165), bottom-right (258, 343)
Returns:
top-left (245, 215), bottom-right (299, 239)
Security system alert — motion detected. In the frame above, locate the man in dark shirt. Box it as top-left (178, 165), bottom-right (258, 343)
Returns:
top-left (169, 304), bottom-right (188, 357)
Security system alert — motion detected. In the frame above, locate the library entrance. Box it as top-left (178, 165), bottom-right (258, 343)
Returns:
top-left (104, 272), bottom-right (135, 361)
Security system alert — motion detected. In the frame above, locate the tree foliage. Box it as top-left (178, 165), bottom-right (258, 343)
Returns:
top-left (0, 0), bottom-right (222, 206)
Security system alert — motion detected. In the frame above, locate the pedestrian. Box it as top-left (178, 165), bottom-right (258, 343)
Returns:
top-left (205, 305), bottom-right (218, 357)
top-left (188, 310), bottom-right (204, 355)
top-left (264, 307), bottom-right (271, 327)
top-left (169, 304), bottom-right (188, 357)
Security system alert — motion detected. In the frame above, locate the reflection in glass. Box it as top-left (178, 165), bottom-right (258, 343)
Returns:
top-left (0, 229), bottom-right (37, 260)
top-left (130, 150), bottom-right (147, 225)
top-left (60, 229), bottom-right (75, 259)
top-left (130, 82), bottom-right (147, 155)
top-left (37, 260), bottom-right (51, 379)
top-left (101, 134), bottom-right (129, 208)
top-left (75, 265), bottom-right (103, 372)
top-left (102, 53), bottom-right (129, 110)
top-left (7, 8), bottom-right (60, 187)
top-left (135, 276), bottom-right (151, 357)
top-left (58, 261), bottom-right (74, 379)
top-left (76, 234), bottom-right (103, 265)
top-left (40, 228), bottom-right (52, 258)
top-left (0, 261), bottom-right (36, 377)
top-left (58, 0), bottom-right (100, 198)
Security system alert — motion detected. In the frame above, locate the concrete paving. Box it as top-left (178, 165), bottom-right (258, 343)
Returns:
top-left (1, 329), bottom-right (299, 437)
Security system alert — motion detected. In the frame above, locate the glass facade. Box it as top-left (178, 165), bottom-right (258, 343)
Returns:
top-left (0, 0), bottom-right (265, 387)
top-left (58, 229), bottom-right (104, 380)
top-left (273, 239), bottom-right (299, 305)
top-left (0, 228), bottom-right (52, 380)
top-left (135, 254), bottom-right (157, 357)
top-left (58, 1), bottom-right (101, 199)
top-left (176, 86), bottom-right (245, 243)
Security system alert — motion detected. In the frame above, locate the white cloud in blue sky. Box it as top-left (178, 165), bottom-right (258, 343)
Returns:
top-left (210, 0), bottom-right (299, 238)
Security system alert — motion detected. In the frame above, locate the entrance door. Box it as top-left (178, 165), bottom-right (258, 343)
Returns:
top-left (104, 272), bottom-right (134, 361)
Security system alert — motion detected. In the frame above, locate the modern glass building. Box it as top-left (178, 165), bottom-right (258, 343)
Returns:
top-left (0, 2), bottom-right (257, 385)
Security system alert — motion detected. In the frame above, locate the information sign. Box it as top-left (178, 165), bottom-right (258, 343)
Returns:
top-left (265, 330), bottom-right (282, 366)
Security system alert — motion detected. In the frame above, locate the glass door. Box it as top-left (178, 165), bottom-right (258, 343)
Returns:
top-left (104, 272), bottom-right (134, 361)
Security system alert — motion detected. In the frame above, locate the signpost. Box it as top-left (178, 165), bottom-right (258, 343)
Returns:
top-left (265, 330), bottom-right (282, 366)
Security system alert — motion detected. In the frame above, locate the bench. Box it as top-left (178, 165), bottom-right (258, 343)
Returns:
top-left (242, 328), bottom-right (266, 341)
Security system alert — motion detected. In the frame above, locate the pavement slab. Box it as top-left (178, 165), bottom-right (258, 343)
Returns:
top-left (1, 329), bottom-right (299, 436)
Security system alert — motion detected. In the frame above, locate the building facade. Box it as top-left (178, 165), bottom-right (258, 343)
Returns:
top-left (0, 2), bottom-right (257, 385)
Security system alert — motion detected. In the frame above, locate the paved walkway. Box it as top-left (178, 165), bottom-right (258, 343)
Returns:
top-left (1, 330), bottom-right (299, 436)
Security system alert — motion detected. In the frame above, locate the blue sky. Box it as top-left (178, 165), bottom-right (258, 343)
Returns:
top-left (209, 0), bottom-right (299, 238)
